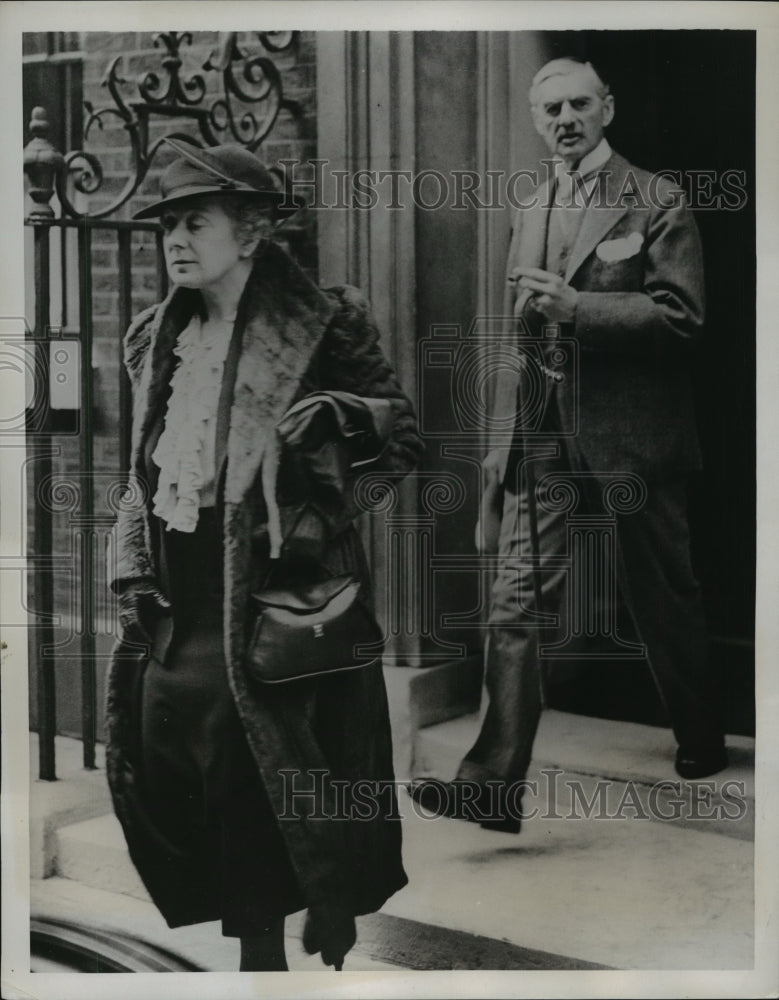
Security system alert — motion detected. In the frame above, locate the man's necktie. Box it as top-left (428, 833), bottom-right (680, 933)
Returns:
top-left (555, 169), bottom-right (585, 242)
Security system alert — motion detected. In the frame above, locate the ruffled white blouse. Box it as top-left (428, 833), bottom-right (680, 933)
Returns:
top-left (151, 314), bottom-right (234, 532)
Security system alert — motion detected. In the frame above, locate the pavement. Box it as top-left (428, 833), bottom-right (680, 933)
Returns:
top-left (28, 709), bottom-right (755, 972)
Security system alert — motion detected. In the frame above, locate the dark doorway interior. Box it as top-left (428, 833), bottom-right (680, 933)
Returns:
top-left (540, 30), bottom-right (756, 736)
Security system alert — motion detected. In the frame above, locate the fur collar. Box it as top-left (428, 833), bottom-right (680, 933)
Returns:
top-left (128, 242), bottom-right (336, 505)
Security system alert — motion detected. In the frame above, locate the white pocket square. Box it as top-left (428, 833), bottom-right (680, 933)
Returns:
top-left (596, 232), bottom-right (644, 262)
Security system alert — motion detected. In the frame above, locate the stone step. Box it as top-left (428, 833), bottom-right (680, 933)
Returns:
top-left (30, 737), bottom-right (113, 879)
top-left (414, 709), bottom-right (755, 839)
top-left (31, 877), bottom-right (394, 972)
top-left (32, 876), bottom-right (607, 973)
top-left (39, 710), bottom-right (756, 971)
top-left (54, 814), bottom-right (149, 901)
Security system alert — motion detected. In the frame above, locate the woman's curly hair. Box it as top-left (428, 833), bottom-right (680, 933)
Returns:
top-left (218, 194), bottom-right (277, 254)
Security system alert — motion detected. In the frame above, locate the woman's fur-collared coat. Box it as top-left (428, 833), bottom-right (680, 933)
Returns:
top-left (106, 242), bottom-right (423, 928)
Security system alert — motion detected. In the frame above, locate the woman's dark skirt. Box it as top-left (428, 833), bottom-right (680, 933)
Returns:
top-left (139, 508), bottom-right (304, 936)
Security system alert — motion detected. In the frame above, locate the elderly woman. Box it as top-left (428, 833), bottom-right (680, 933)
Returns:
top-left (106, 141), bottom-right (423, 971)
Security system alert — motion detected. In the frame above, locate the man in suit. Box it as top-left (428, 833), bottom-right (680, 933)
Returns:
top-left (412, 57), bottom-right (727, 833)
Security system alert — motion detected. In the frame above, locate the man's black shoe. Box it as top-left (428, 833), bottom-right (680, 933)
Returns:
top-left (408, 778), bottom-right (457, 817)
top-left (408, 779), bottom-right (521, 834)
top-left (479, 816), bottom-right (521, 834)
top-left (674, 745), bottom-right (728, 780)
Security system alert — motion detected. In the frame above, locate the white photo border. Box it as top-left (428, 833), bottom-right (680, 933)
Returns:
top-left (2, 3), bottom-right (777, 998)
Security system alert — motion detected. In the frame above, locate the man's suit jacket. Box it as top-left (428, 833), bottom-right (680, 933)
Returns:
top-left (494, 152), bottom-right (705, 486)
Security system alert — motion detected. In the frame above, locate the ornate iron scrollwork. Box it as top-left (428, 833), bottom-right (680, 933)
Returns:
top-left (138, 31), bottom-right (208, 106)
top-left (25, 30), bottom-right (301, 220)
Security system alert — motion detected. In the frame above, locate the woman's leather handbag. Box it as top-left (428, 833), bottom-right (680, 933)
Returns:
top-left (246, 572), bottom-right (383, 684)
top-left (246, 391), bottom-right (389, 685)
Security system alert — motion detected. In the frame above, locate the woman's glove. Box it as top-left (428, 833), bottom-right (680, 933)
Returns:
top-left (277, 392), bottom-right (393, 507)
top-left (302, 903), bottom-right (356, 971)
top-left (118, 579), bottom-right (171, 644)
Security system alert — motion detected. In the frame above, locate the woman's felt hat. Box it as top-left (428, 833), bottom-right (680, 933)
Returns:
top-left (133, 138), bottom-right (304, 220)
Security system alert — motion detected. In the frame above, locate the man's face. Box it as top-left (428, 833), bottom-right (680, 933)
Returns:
top-left (531, 66), bottom-right (615, 167)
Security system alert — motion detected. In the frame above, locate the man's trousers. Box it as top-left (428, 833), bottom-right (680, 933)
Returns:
top-left (456, 443), bottom-right (725, 790)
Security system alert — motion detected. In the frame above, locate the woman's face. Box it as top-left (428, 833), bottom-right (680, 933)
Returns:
top-left (161, 199), bottom-right (246, 290)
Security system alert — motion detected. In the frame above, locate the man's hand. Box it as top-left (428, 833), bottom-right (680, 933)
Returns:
top-left (118, 579), bottom-right (171, 644)
top-left (509, 267), bottom-right (578, 324)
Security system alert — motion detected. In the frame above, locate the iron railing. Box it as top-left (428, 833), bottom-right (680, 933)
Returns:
top-left (26, 202), bottom-right (164, 779)
top-left (23, 30), bottom-right (301, 780)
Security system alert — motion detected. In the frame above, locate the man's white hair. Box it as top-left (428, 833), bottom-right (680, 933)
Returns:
top-left (529, 58), bottom-right (610, 106)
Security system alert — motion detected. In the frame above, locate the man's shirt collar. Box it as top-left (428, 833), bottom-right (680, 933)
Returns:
top-left (555, 138), bottom-right (612, 180)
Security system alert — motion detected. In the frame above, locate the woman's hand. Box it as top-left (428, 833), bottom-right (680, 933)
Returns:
top-left (118, 579), bottom-right (171, 644)
top-left (302, 903), bottom-right (356, 971)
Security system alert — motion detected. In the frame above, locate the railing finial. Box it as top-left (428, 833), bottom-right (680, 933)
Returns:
top-left (23, 106), bottom-right (65, 219)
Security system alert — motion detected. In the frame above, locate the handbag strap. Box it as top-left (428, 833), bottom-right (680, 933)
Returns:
top-left (257, 503), bottom-right (330, 592)
top-left (261, 430), bottom-right (283, 558)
